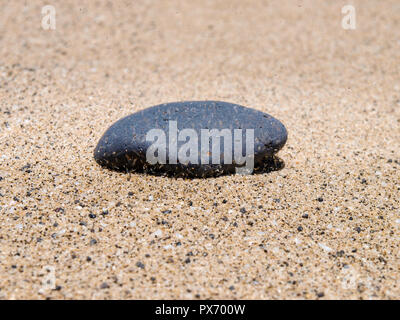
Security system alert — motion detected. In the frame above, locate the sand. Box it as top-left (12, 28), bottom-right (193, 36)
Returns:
top-left (0, 0), bottom-right (399, 299)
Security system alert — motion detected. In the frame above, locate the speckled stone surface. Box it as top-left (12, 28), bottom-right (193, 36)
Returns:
top-left (0, 0), bottom-right (399, 300)
top-left (94, 101), bottom-right (287, 177)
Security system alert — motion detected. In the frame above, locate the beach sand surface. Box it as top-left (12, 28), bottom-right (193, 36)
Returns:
top-left (0, 0), bottom-right (399, 299)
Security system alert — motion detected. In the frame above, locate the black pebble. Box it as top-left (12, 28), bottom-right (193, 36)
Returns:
top-left (94, 101), bottom-right (287, 178)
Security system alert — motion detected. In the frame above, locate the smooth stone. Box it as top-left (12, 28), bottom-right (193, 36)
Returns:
top-left (94, 101), bottom-right (287, 177)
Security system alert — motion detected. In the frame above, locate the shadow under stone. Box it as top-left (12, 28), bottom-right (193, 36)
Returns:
top-left (120, 155), bottom-right (285, 179)
top-left (252, 155), bottom-right (285, 175)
